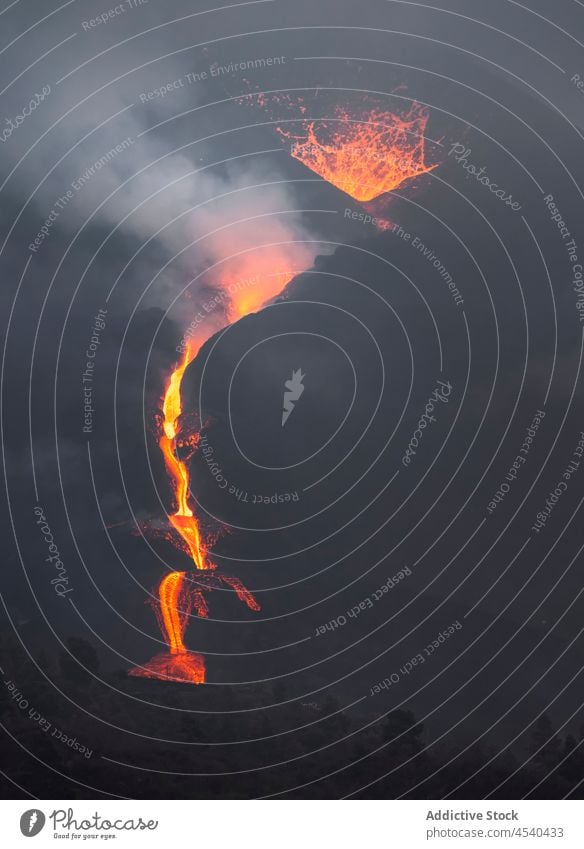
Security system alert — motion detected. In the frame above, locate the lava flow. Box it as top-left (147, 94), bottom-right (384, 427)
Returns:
top-left (158, 341), bottom-right (211, 572)
top-left (130, 269), bottom-right (298, 684)
top-left (278, 102), bottom-right (436, 203)
top-left (129, 332), bottom-right (262, 684)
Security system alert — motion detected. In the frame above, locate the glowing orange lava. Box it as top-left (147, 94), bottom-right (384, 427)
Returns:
top-left (157, 341), bottom-right (213, 572)
top-left (131, 270), bottom-right (296, 685)
top-left (278, 103), bottom-right (436, 202)
top-left (129, 571), bottom-right (207, 684)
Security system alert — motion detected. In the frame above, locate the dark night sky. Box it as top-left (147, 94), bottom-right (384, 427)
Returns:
top-left (2, 0), bottom-right (584, 800)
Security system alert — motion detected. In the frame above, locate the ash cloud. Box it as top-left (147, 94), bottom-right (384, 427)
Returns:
top-left (0, 0), bottom-right (324, 330)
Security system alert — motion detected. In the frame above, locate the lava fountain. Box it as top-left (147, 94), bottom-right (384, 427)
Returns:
top-left (277, 102), bottom-right (436, 203)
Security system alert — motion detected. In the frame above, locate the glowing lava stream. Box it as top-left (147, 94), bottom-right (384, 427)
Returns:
top-left (130, 334), bottom-right (261, 684)
top-left (131, 305), bottom-right (272, 683)
top-left (279, 102), bottom-right (436, 203)
top-left (159, 341), bottom-right (210, 573)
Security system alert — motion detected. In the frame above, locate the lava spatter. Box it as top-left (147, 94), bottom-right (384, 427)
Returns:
top-left (277, 102), bottom-right (436, 202)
